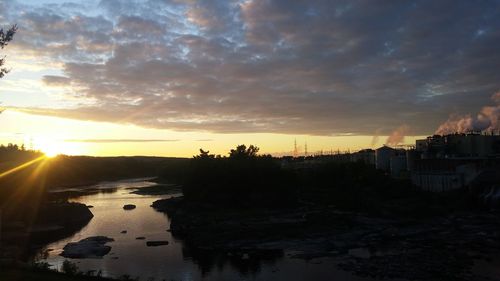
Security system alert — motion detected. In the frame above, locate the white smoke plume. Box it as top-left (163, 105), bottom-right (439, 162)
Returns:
top-left (386, 125), bottom-right (410, 145)
top-left (435, 92), bottom-right (500, 135)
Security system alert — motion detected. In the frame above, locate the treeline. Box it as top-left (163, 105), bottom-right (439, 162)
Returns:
top-left (0, 145), bottom-right (187, 211)
top-left (159, 144), bottom-right (481, 215)
top-left (180, 145), bottom-right (297, 208)
top-left (159, 144), bottom-right (406, 209)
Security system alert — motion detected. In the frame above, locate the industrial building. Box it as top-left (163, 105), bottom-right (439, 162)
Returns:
top-left (350, 149), bottom-right (376, 166)
top-left (376, 133), bottom-right (500, 192)
top-left (375, 146), bottom-right (408, 177)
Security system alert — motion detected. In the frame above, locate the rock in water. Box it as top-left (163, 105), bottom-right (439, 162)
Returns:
top-left (146, 241), bottom-right (169, 247)
top-left (123, 204), bottom-right (136, 210)
top-left (61, 236), bottom-right (114, 258)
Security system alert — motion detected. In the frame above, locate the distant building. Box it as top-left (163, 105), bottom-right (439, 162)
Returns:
top-left (375, 146), bottom-right (396, 171)
top-left (415, 133), bottom-right (500, 159)
top-left (375, 146), bottom-right (407, 177)
top-left (411, 159), bottom-right (481, 192)
top-left (409, 133), bottom-right (500, 192)
top-left (390, 153), bottom-right (407, 178)
top-left (351, 149), bottom-right (375, 166)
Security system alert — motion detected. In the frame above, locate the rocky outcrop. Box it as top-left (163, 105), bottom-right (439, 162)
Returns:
top-left (146, 241), bottom-right (169, 247)
top-left (151, 197), bottom-right (183, 213)
top-left (61, 236), bottom-right (114, 259)
top-left (35, 202), bottom-right (94, 227)
top-left (123, 204), bottom-right (136, 210)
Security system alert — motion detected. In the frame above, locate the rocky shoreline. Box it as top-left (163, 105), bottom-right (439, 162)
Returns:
top-left (152, 196), bottom-right (500, 280)
top-left (1, 202), bottom-right (94, 262)
top-left (61, 236), bottom-right (114, 259)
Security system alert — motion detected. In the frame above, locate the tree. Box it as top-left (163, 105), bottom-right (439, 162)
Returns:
top-left (229, 144), bottom-right (259, 159)
top-left (194, 148), bottom-right (215, 159)
top-left (0, 24), bottom-right (17, 79)
top-left (61, 260), bottom-right (79, 275)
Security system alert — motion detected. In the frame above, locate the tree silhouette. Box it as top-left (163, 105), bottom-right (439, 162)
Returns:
top-left (194, 148), bottom-right (215, 159)
top-left (229, 144), bottom-right (259, 158)
top-left (0, 25), bottom-right (17, 79)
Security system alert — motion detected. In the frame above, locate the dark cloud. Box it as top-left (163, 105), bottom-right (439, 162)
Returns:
top-left (4, 0), bottom-right (500, 135)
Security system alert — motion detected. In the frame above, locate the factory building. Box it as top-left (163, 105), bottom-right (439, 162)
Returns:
top-left (410, 133), bottom-right (500, 192)
top-left (375, 146), bottom-right (395, 171)
top-left (415, 133), bottom-right (500, 158)
top-left (410, 159), bottom-right (481, 192)
top-left (375, 146), bottom-right (407, 177)
top-left (350, 149), bottom-right (376, 166)
top-left (374, 133), bottom-right (499, 191)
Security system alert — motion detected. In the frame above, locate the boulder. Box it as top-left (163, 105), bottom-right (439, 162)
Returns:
top-left (146, 241), bottom-right (169, 247)
top-left (61, 236), bottom-right (114, 259)
top-left (123, 204), bottom-right (136, 210)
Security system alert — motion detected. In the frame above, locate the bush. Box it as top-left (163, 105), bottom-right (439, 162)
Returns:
top-left (61, 260), bottom-right (78, 275)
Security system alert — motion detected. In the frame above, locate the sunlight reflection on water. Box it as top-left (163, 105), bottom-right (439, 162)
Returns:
top-left (39, 179), bottom-right (377, 281)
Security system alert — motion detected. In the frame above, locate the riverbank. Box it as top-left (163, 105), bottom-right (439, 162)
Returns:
top-left (1, 202), bottom-right (94, 262)
top-left (0, 265), bottom-right (119, 281)
top-left (152, 196), bottom-right (500, 280)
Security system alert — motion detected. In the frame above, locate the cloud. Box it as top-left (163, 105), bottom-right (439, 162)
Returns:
top-left (3, 0), bottom-right (500, 136)
top-left (64, 139), bottom-right (179, 143)
top-left (42, 75), bottom-right (71, 86)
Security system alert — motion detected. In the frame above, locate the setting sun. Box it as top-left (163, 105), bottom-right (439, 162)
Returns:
top-left (34, 137), bottom-right (84, 157)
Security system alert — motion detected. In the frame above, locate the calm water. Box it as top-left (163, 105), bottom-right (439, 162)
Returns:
top-left (38, 179), bottom-right (375, 281)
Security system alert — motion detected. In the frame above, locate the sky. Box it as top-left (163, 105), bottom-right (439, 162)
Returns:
top-left (0, 0), bottom-right (499, 157)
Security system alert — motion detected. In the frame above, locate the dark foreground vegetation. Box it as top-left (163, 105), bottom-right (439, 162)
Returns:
top-left (0, 261), bottom-right (146, 281)
top-left (158, 144), bottom-right (483, 216)
top-left (0, 267), bottom-right (116, 281)
top-left (151, 144), bottom-right (498, 280)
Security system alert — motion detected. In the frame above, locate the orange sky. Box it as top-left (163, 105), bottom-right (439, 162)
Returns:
top-left (0, 110), bottom-right (424, 157)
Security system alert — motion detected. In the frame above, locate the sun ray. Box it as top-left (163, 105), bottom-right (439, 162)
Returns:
top-left (0, 156), bottom-right (47, 179)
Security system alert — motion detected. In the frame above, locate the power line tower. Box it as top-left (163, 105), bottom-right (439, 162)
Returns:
top-left (304, 141), bottom-right (308, 157)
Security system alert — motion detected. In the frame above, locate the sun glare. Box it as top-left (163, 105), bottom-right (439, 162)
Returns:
top-left (35, 137), bottom-right (83, 157)
top-left (43, 146), bottom-right (59, 158)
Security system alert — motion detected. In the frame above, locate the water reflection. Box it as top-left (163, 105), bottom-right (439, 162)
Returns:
top-left (182, 245), bottom-right (284, 277)
top-left (37, 179), bottom-right (372, 281)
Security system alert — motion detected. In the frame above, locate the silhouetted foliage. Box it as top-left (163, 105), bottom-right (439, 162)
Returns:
top-left (182, 145), bottom-right (297, 208)
top-left (61, 260), bottom-right (79, 276)
top-left (0, 24), bottom-right (17, 79)
top-left (193, 148), bottom-right (215, 159)
top-left (229, 144), bottom-right (259, 159)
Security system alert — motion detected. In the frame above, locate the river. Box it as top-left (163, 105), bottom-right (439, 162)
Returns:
top-left (36, 178), bottom-right (379, 281)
